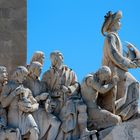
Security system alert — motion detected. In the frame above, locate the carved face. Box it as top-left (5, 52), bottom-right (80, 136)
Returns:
top-left (13, 66), bottom-right (28, 84)
top-left (98, 72), bottom-right (111, 83)
top-left (29, 61), bottom-right (42, 78)
top-left (50, 52), bottom-right (63, 68)
top-left (0, 67), bottom-right (8, 84)
top-left (16, 72), bottom-right (28, 83)
top-left (97, 66), bottom-right (111, 83)
top-left (30, 51), bottom-right (45, 65)
top-left (110, 18), bottom-right (121, 32)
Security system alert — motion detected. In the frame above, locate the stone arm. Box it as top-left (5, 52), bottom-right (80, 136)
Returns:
top-left (1, 85), bottom-right (16, 108)
top-left (35, 92), bottom-right (49, 102)
top-left (28, 90), bottom-right (39, 112)
top-left (87, 76), bottom-right (114, 94)
top-left (67, 70), bottom-right (80, 96)
top-left (41, 70), bottom-right (51, 88)
top-left (107, 34), bottom-right (131, 71)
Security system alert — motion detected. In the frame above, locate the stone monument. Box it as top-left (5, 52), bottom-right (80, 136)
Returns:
top-left (0, 6), bottom-right (140, 140)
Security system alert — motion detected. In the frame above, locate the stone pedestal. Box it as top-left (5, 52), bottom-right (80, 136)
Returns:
top-left (99, 118), bottom-right (140, 140)
top-left (0, 0), bottom-right (26, 77)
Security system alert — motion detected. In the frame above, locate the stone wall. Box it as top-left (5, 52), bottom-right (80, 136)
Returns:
top-left (0, 0), bottom-right (26, 77)
top-left (99, 118), bottom-right (140, 140)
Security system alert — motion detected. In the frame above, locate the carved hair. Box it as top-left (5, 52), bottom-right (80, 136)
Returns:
top-left (101, 11), bottom-right (113, 36)
top-left (101, 10), bottom-right (122, 36)
top-left (30, 51), bottom-right (45, 65)
top-left (12, 66), bottom-right (28, 80)
top-left (50, 51), bottom-right (64, 66)
top-left (95, 66), bottom-right (111, 81)
top-left (29, 61), bottom-right (42, 76)
top-left (50, 51), bottom-right (63, 60)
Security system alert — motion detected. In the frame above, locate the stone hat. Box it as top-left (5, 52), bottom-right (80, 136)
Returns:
top-left (101, 10), bottom-right (122, 36)
top-left (50, 51), bottom-right (63, 60)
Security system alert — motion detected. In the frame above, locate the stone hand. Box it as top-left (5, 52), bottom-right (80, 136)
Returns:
top-left (128, 61), bottom-right (137, 68)
top-left (22, 106), bottom-right (32, 113)
top-left (5, 128), bottom-right (18, 133)
top-left (45, 99), bottom-right (54, 113)
top-left (12, 86), bottom-right (23, 96)
top-left (61, 85), bottom-right (69, 93)
top-left (39, 92), bottom-right (49, 100)
top-left (133, 59), bottom-right (140, 67)
top-left (112, 75), bottom-right (119, 85)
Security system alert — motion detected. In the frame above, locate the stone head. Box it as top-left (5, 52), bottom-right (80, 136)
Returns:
top-left (12, 66), bottom-right (28, 84)
top-left (50, 51), bottom-right (64, 68)
top-left (96, 66), bottom-right (111, 83)
top-left (101, 10), bottom-right (122, 35)
top-left (0, 66), bottom-right (8, 84)
top-left (30, 51), bottom-right (45, 65)
top-left (29, 61), bottom-right (42, 78)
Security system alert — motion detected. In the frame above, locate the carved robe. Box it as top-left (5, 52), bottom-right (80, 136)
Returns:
top-left (81, 74), bottom-right (121, 130)
top-left (1, 81), bottom-right (38, 136)
top-left (42, 65), bottom-right (80, 134)
top-left (102, 32), bottom-right (139, 120)
top-left (24, 76), bottom-right (51, 139)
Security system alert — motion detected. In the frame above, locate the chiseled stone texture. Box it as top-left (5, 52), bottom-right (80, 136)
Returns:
top-left (98, 118), bottom-right (140, 140)
top-left (0, 0), bottom-right (26, 77)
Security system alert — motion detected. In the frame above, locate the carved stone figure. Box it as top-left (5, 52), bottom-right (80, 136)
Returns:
top-left (24, 61), bottom-right (61, 140)
top-left (101, 11), bottom-right (140, 120)
top-left (81, 66), bottom-right (121, 130)
top-left (1, 66), bottom-right (39, 140)
top-left (0, 66), bottom-right (21, 140)
top-left (42, 51), bottom-right (94, 140)
top-left (30, 51), bottom-right (45, 65)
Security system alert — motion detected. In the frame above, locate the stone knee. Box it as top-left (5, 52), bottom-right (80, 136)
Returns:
top-left (30, 127), bottom-right (39, 140)
top-left (116, 115), bottom-right (122, 124)
top-left (50, 116), bottom-right (61, 128)
top-left (77, 101), bottom-right (88, 123)
top-left (112, 114), bottom-right (122, 125)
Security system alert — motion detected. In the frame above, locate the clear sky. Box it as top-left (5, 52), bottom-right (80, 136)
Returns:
top-left (28, 0), bottom-right (140, 82)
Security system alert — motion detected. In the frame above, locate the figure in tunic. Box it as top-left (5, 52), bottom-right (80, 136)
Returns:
top-left (0, 66), bottom-right (21, 140)
top-left (42, 51), bottom-right (95, 140)
top-left (24, 61), bottom-right (61, 140)
top-left (81, 66), bottom-right (121, 130)
top-left (1, 66), bottom-right (39, 140)
top-left (101, 11), bottom-right (139, 120)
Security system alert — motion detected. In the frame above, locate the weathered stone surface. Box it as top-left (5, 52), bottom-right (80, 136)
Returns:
top-left (0, 0), bottom-right (26, 77)
top-left (99, 118), bottom-right (140, 140)
top-left (101, 10), bottom-right (139, 121)
top-left (0, 8), bottom-right (139, 140)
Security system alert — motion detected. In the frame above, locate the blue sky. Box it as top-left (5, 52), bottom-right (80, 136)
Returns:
top-left (28, 0), bottom-right (140, 82)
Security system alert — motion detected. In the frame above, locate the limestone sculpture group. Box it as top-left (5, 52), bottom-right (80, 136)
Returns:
top-left (0, 10), bottom-right (140, 140)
